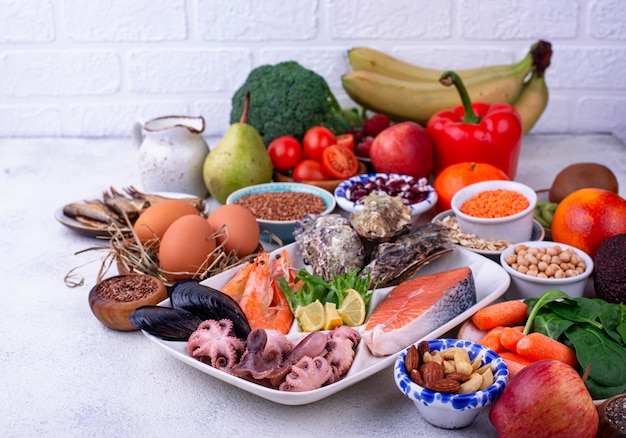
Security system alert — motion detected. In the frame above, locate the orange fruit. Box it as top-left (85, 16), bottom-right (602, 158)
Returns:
top-left (433, 162), bottom-right (509, 212)
top-left (551, 188), bottom-right (626, 258)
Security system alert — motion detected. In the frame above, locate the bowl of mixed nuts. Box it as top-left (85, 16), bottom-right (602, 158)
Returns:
top-left (394, 338), bottom-right (508, 429)
top-left (500, 241), bottom-right (593, 299)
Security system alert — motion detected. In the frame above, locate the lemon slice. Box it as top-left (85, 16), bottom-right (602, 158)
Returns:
top-left (323, 302), bottom-right (344, 330)
top-left (337, 288), bottom-right (366, 326)
top-left (295, 300), bottom-right (325, 332)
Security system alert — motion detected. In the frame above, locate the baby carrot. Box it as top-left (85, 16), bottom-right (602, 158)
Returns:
top-left (471, 300), bottom-right (529, 331)
top-left (499, 326), bottom-right (525, 352)
top-left (477, 326), bottom-right (506, 353)
top-left (516, 332), bottom-right (579, 368)
top-left (499, 351), bottom-right (535, 378)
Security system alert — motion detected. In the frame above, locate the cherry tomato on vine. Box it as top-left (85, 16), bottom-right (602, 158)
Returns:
top-left (292, 159), bottom-right (330, 181)
top-left (303, 126), bottom-right (336, 161)
top-left (336, 133), bottom-right (355, 151)
top-left (267, 136), bottom-right (303, 171)
top-left (321, 145), bottom-right (359, 179)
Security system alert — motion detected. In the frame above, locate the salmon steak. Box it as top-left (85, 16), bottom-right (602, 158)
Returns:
top-left (362, 267), bottom-right (476, 357)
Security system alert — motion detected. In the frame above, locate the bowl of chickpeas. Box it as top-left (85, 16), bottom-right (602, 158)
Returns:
top-left (500, 241), bottom-right (594, 299)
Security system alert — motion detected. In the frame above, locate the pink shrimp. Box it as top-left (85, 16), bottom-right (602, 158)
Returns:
top-left (238, 252), bottom-right (294, 334)
top-left (220, 260), bottom-right (254, 302)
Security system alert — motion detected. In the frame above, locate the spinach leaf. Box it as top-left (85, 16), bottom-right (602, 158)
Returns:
top-left (585, 375), bottom-right (626, 400)
top-left (523, 290), bottom-right (569, 335)
top-left (564, 324), bottom-right (626, 387)
top-left (532, 312), bottom-right (575, 339)
top-left (545, 299), bottom-right (603, 330)
top-left (597, 301), bottom-right (626, 345)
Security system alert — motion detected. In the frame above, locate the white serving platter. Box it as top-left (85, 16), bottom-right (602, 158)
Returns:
top-left (142, 241), bottom-right (511, 405)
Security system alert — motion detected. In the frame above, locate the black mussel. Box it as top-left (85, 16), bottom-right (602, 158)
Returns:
top-left (169, 279), bottom-right (251, 339)
top-left (129, 306), bottom-right (204, 341)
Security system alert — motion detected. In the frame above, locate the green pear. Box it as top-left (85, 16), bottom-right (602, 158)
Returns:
top-left (203, 91), bottom-right (273, 203)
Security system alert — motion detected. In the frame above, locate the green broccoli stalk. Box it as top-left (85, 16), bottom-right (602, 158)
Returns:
top-left (230, 61), bottom-right (364, 146)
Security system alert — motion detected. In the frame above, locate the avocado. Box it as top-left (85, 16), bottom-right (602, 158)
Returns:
top-left (593, 233), bottom-right (626, 304)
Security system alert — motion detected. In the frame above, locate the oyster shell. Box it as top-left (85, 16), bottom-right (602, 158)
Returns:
top-left (349, 192), bottom-right (412, 242)
top-left (293, 214), bottom-right (365, 281)
top-left (362, 223), bottom-right (453, 289)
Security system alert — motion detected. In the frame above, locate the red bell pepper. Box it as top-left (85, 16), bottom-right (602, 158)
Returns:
top-left (426, 71), bottom-right (523, 179)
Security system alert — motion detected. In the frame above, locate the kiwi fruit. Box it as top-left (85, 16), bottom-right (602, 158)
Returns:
top-left (549, 162), bottom-right (619, 203)
top-left (593, 234), bottom-right (626, 304)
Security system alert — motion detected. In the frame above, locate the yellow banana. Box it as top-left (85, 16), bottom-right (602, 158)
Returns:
top-left (348, 46), bottom-right (532, 83)
top-left (513, 70), bottom-right (549, 135)
top-left (342, 52), bottom-right (534, 126)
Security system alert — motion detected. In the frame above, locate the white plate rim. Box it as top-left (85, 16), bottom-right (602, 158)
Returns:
top-left (141, 241), bottom-right (511, 405)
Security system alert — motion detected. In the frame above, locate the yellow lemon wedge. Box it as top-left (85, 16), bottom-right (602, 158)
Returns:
top-left (295, 300), bottom-right (325, 332)
top-left (337, 288), bottom-right (366, 326)
top-left (323, 302), bottom-right (344, 330)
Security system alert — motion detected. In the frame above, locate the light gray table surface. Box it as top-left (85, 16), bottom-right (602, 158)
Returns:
top-left (1, 134), bottom-right (624, 437)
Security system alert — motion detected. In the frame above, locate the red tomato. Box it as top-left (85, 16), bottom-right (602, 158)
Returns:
top-left (292, 159), bottom-right (330, 181)
top-left (336, 133), bottom-right (355, 151)
top-left (303, 126), bottom-right (336, 161)
top-left (267, 136), bottom-right (303, 171)
top-left (322, 145), bottom-right (359, 179)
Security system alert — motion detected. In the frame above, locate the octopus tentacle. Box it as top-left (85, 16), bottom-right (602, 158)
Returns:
top-left (279, 356), bottom-right (333, 392)
top-left (187, 319), bottom-right (244, 369)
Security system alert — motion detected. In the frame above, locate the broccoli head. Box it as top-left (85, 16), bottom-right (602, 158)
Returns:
top-left (230, 61), bottom-right (361, 146)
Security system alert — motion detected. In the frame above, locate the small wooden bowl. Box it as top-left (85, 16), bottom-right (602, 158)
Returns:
top-left (597, 393), bottom-right (626, 437)
top-left (88, 274), bottom-right (167, 331)
top-left (273, 161), bottom-right (368, 193)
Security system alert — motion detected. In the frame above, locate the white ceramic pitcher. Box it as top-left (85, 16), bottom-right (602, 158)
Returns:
top-left (132, 115), bottom-right (209, 197)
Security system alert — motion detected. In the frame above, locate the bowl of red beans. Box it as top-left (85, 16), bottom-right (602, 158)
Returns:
top-left (450, 180), bottom-right (537, 244)
top-left (226, 182), bottom-right (336, 244)
top-left (334, 173), bottom-right (437, 221)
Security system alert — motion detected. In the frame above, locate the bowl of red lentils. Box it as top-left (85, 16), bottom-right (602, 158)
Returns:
top-left (500, 242), bottom-right (593, 299)
top-left (450, 180), bottom-right (537, 244)
top-left (226, 182), bottom-right (336, 244)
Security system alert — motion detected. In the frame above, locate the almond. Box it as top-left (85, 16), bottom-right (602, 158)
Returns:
top-left (404, 345), bottom-right (420, 373)
top-left (417, 340), bottom-right (430, 361)
top-left (410, 368), bottom-right (424, 386)
top-left (446, 372), bottom-right (470, 383)
top-left (425, 378), bottom-right (461, 394)
top-left (421, 361), bottom-right (445, 386)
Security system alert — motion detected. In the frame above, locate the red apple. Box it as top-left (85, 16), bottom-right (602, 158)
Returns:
top-left (489, 360), bottom-right (598, 438)
top-left (369, 122), bottom-right (434, 179)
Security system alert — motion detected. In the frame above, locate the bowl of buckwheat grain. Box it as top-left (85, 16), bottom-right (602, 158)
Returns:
top-left (226, 182), bottom-right (336, 244)
top-left (394, 338), bottom-right (508, 430)
top-left (500, 241), bottom-right (593, 299)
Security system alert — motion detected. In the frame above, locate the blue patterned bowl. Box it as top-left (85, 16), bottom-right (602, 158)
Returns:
top-left (394, 338), bottom-right (508, 429)
top-left (334, 173), bottom-right (437, 221)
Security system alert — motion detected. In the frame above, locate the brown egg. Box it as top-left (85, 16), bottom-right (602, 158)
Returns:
top-left (207, 204), bottom-right (260, 257)
top-left (158, 214), bottom-right (217, 280)
top-left (133, 199), bottom-right (199, 244)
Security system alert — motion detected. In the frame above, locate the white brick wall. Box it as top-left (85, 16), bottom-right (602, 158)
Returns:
top-left (0, 0), bottom-right (624, 143)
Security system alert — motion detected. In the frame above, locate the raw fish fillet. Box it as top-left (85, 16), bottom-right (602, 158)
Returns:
top-left (362, 267), bottom-right (476, 357)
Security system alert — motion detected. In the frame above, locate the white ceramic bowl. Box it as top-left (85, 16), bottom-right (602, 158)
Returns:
top-left (394, 338), bottom-right (508, 430)
top-left (499, 241), bottom-right (594, 299)
top-left (226, 182), bottom-right (336, 243)
top-left (451, 180), bottom-right (537, 243)
top-left (334, 173), bottom-right (437, 222)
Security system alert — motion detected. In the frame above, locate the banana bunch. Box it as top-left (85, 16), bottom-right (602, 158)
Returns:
top-left (342, 41), bottom-right (551, 134)
top-left (534, 200), bottom-right (558, 229)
